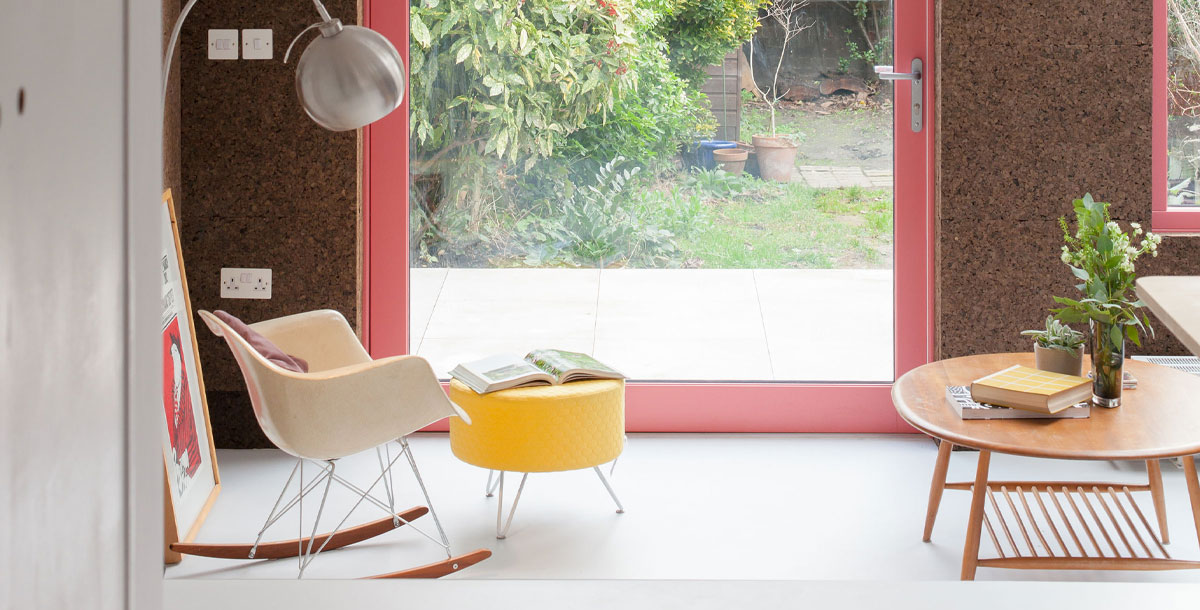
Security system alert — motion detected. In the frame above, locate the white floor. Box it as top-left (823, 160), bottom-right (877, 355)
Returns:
top-left (410, 268), bottom-right (893, 382)
top-left (165, 434), bottom-right (1200, 583)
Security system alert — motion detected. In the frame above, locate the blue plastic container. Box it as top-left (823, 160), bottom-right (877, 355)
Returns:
top-left (693, 140), bottom-right (737, 170)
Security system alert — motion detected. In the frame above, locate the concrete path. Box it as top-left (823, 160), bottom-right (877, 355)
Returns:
top-left (411, 268), bottom-right (893, 382)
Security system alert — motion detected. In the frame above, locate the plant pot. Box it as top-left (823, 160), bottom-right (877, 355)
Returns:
top-left (712, 148), bottom-right (748, 174)
top-left (752, 135), bottom-right (798, 182)
top-left (1033, 343), bottom-right (1083, 377)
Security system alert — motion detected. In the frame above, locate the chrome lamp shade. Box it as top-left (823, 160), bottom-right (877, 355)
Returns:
top-left (295, 22), bottom-right (406, 132)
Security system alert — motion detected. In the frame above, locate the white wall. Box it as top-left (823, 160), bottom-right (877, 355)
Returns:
top-left (0, 0), bottom-right (161, 608)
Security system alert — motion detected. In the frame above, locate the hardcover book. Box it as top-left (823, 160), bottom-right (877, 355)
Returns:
top-left (969, 365), bottom-right (1091, 414)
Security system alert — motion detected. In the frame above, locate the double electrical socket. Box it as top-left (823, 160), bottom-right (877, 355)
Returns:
top-left (221, 268), bottom-right (272, 299)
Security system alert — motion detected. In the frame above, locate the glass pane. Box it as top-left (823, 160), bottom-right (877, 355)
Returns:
top-left (409, 0), bottom-right (894, 382)
top-left (1169, 1), bottom-right (1200, 207)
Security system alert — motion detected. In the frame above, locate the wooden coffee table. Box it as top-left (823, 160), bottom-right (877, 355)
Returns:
top-left (893, 353), bottom-right (1200, 580)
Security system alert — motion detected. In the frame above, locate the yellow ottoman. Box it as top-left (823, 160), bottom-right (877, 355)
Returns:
top-left (448, 379), bottom-right (626, 538)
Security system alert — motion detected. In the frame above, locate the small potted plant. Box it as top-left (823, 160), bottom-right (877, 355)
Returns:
top-left (746, 0), bottom-right (813, 182)
top-left (1021, 316), bottom-right (1085, 376)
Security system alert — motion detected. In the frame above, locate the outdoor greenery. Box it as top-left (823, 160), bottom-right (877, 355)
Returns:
top-left (1051, 194), bottom-right (1161, 347)
top-left (408, 0), bottom-right (894, 272)
top-left (656, 0), bottom-right (769, 86)
top-left (835, 0), bottom-right (891, 77)
top-left (1021, 316), bottom-right (1085, 352)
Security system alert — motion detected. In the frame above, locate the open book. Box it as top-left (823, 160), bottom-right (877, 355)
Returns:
top-left (450, 349), bottom-right (625, 394)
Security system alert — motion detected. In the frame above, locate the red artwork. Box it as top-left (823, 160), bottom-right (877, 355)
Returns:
top-left (163, 316), bottom-right (201, 478)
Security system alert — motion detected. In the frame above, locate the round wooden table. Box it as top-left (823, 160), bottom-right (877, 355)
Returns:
top-left (893, 353), bottom-right (1200, 580)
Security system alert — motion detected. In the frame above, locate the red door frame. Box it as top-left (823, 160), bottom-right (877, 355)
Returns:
top-left (1153, 0), bottom-right (1200, 233)
top-left (363, 0), bottom-right (936, 433)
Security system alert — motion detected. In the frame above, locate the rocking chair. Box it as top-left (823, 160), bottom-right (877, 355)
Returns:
top-left (169, 309), bottom-right (490, 578)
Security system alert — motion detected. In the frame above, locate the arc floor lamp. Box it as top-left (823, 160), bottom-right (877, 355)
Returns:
top-left (163, 0), bottom-right (405, 131)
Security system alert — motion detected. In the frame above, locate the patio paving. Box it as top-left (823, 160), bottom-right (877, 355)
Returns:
top-left (411, 268), bottom-right (893, 382)
top-left (797, 166), bottom-right (893, 189)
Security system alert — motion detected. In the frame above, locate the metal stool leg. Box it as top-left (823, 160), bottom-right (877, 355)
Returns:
top-left (496, 472), bottom-right (529, 539)
top-left (485, 470), bottom-right (501, 497)
top-left (593, 466), bottom-right (625, 513)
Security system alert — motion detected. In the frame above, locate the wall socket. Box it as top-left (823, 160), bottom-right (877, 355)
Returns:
top-left (220, 268), bottom-right (272, 299)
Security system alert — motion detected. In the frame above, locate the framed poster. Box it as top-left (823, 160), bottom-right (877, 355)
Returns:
top-left (160, 189), bottom-right (220, 563)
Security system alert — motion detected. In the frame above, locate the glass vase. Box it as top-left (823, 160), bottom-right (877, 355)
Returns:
top-left (1089, 320), bottom-right (1125, 408)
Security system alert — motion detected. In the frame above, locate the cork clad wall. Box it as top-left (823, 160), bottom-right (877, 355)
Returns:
top-left (177, 0), bottom-right (359, 447)
top-left (938, 1), bottom-right (1200, 359)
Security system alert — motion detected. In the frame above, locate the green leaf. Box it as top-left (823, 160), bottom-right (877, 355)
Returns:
top-left (1069, 266), bottom-right (1090, 282)
top-left (455, 43), bottom-right (473, 64)
top-left (411, 15), bottom-right (432, 48)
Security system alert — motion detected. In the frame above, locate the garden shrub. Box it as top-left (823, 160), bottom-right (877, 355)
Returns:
top-left (558, 2), bottom-right (716, 168)
top-left (410, 0), bottom-right (642, 167)
top-left (656, 0), bottom-right (767, 86)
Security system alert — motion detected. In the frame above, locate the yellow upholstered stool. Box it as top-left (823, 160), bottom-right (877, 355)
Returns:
top-left (448, 378), bottom-right (626, 538)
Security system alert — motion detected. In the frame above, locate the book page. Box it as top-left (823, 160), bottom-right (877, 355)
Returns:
top-left (526, 349), bottom-right (622, 380)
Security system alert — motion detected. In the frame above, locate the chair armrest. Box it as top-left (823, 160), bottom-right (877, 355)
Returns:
top-left (249, 310), bottom-right (370, 372)
top-left (266, 355), bottom-right (468, 461)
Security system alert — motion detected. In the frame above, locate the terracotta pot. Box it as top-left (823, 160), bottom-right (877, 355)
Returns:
top-left (712, 148), bottom-right (748, 174)
top-left (752, 135), bottom-right (798, 182)
top-left (1034, 343), bottom-right (1084, 377)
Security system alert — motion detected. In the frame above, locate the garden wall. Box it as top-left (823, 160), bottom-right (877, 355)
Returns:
top-left (749, 0), bottom-right (888, 90)
top-left (938, 1), bottom-right (1200, 358)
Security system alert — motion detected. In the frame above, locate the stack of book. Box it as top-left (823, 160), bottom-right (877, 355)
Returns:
top-left (947, 365), bottom-right (1092, 420)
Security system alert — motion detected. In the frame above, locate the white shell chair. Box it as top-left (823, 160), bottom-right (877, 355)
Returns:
top-left (173, 309), bottom-right (489, 578)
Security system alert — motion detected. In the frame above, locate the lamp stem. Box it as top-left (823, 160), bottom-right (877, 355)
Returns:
top-left (162, 0), bottom-right (201, 111)
top-left (311, 0), bottom-right (334, 23)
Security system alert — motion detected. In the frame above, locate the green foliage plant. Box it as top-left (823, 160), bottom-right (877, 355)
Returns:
top-left (410, 0), bottom-right (641, 169)
top-left (559, 2), bottom-right (715, 167)
top-left (1050, 194), bottom-right (1162, 347)
top-left (656, 0), bottom-right (768, 86)
top-left (1021, 316), bottom-right (1085, 352)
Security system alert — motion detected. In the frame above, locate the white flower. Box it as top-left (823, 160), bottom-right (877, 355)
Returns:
top-left (1061, 250), bottom-right (1072, 263)
top-left (1130, 222), bottom-right (1141, 229)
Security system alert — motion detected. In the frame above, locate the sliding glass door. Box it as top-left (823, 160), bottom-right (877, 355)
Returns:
top-left (363, 0), bottom-right (934, 431)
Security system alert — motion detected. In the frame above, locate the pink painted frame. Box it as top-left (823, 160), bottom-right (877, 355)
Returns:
top-left (363, 0), bottom-right (937, 433)
top-left (1155, 0), bottom-right (1200, 233)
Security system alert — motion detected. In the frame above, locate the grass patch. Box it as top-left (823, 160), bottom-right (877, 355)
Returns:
top-left (676, 173), bottom-right (892, 269)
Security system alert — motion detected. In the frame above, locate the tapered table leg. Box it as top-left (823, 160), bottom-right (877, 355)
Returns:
top-left (924, 439), bottom-right (953, 542)
top-left (1183, 456), bottom-right (1200, 549)
top-left (1147, 459), bottom-right (1169, 544)
top-left (961, 450), bottom-right (991, 581)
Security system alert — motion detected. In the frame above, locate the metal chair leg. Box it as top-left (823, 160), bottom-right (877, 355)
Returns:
top-left (400, 437), bottom-right (451, 554)
top-left (594, 466), bottom-right (625, 513)
top-left (297, 460), bottom-right (337, 578)
top-left (495, 471), bottom-right (529, 539)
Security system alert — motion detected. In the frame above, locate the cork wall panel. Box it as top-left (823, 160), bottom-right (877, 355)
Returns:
top-left (938, 0), bottom-right (1199, 359)
top-left (179, 0), bottom-right (359, 447)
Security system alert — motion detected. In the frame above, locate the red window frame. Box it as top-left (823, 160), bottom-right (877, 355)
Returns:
top-left (361, 0), bottom-right (937, 433)
top-left (1155, 0), bottom-right (1200, 233)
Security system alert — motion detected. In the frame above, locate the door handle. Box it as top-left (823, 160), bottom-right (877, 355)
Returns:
top-left (874, 58), bottom-right (922, 133)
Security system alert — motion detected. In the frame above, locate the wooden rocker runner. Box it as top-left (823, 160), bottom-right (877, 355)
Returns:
top-left (185, 310), bottom-right (492, 578)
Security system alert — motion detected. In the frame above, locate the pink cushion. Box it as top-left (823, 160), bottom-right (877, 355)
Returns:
top-left (213, 310), bottom-right (310, 373)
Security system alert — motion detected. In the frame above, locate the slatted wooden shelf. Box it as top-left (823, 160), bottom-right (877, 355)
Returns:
top-left (961, 483), bottom-right (1200, 571)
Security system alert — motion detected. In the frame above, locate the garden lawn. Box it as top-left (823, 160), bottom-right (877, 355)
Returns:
top-left (677, 180), bottom-right (892, 269)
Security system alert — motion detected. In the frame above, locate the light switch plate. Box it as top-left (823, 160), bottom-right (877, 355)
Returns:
top-left (220, 268), bottom-right (272, 299)
top-left (242, 29), bottom-right (273, 60)
top-left (208, 29), bottom-right (239, 60)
